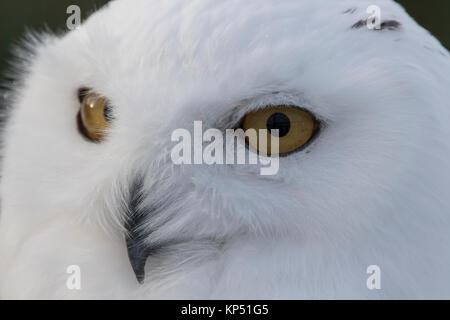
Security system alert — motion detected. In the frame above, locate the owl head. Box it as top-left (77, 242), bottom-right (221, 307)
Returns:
top-left (1, 0), bottom-right (450, 299)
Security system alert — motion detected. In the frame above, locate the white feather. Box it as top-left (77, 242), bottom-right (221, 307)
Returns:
top-left (0, 0), bottom-right (449, 299)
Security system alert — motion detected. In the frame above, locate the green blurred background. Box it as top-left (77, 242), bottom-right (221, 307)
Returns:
top-left (0, 0), bottom-right (449, 83)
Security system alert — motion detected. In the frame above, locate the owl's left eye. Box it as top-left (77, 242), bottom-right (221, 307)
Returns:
top-left (77, 89), bottom-right (112, 143)
top-left (241, 105), bottom-right (319, 155)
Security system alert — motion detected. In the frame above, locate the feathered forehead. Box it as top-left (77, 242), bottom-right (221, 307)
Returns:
top-left (67, 0), bottom-right (412, 80)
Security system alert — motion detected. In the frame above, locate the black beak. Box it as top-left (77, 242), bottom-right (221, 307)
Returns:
top-left (125, 179), bottom-right (151, 284)
top-left (126, 232), bottom-right (149, 284)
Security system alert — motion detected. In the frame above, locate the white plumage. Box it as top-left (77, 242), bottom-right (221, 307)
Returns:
top-left (0, 0), bottom-right (450, 299)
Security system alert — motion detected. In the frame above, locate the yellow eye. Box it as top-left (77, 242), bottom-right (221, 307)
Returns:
top-left (241, 105), bottom-right (317, 155)
top-left (78, 90), bottom-right (112, 142)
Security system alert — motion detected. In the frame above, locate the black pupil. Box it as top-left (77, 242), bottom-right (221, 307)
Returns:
top-left (267, 112), bottom-right (290, 137)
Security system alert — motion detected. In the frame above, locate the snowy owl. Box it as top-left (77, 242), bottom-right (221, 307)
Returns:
top-left (0, 0), bottom-right (449, 299)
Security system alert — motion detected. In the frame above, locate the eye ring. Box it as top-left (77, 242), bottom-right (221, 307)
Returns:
top-left (240, 105), bottom-right (320, 156)
top-left (76, 88), bottom-right (112, 143)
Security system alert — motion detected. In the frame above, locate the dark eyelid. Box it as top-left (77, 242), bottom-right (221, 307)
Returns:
top-left (77, 87), bottom-right (90, 103)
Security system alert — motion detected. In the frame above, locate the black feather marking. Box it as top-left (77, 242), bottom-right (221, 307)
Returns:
top-left (380, 20), bottom-right (402, 30)
top-left (352, 19), bottom-right (401, 31)
top-left (352, 19), bottom-right (367, 29)
top-left (343, 7), bottom-right (357, 15)
top-left (125, 178), bottom-right (152, 284)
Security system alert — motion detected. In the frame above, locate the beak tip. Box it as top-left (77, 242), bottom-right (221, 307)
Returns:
top-left (134, 270), bottom-right (145, 284)
top-left (126, 238), bottom-right (148, 285)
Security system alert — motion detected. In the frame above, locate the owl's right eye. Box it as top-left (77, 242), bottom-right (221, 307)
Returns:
top-left (77, 88), bottom-right (112, 143)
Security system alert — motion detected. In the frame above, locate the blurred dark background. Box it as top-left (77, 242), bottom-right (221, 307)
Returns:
top-left (0, 0), bottom-right (449, 82)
